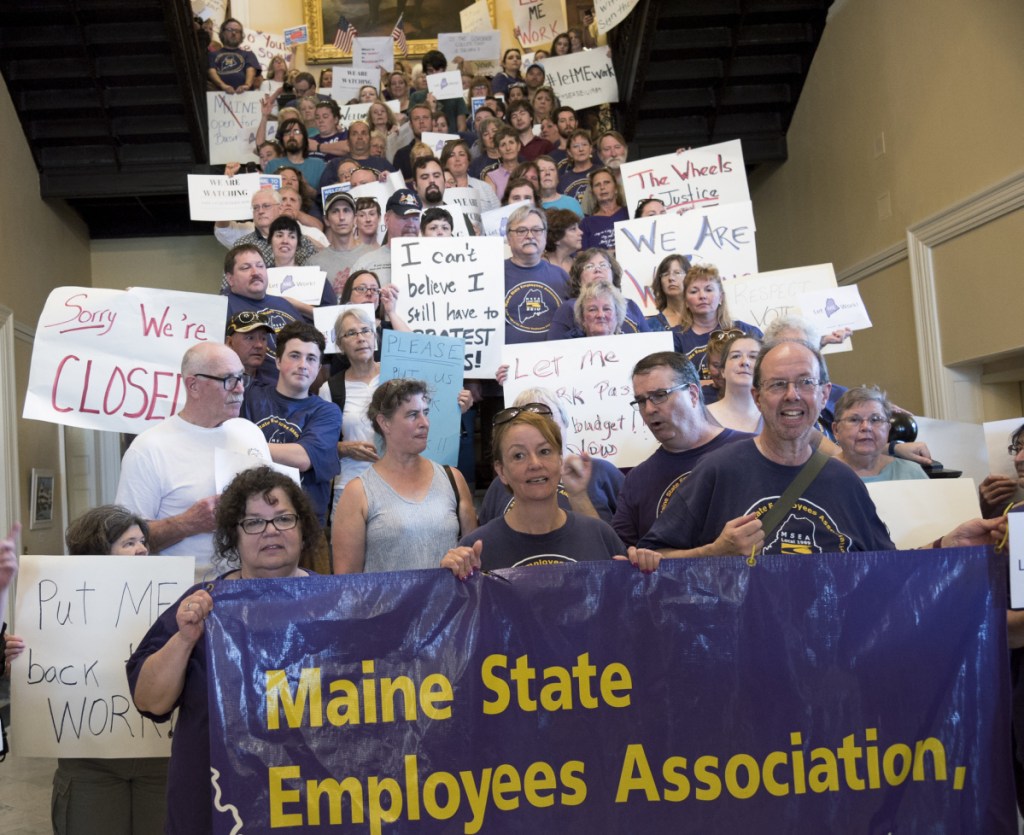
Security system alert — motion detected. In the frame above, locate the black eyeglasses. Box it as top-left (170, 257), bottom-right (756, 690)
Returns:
top-left (195, 373), bottom-right (245, 391)
top-left (630, 383), bottom-right (690, 411)
top-left (493, 402), bottom-right (553, 427)
top-left (239, 513), bottom-right (299, 535)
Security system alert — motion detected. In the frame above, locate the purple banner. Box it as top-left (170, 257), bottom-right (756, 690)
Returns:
top-left (205, 547), bottom-right (1015, 833)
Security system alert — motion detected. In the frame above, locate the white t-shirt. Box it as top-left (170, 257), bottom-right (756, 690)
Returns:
top-left (318, 374), bottom-right (379, 513)
top-left (115, 415), bottom-right (270, 581)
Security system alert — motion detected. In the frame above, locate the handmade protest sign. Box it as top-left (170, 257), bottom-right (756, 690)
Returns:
top-left (214, 448), bottom-right (300, 491)
top-left (437, 31), bottom-right (500, 63)
top-left (460, 0), bottom-right (491, 32)
top-left (798, 285), bottom-right (873, 335)
top-left (12, 555), bottom-right (194, 758)
top-left (621, 139), bottom-right (749, 215)
top-left (204, 548), bottom-right (1014, 834)
top-left (331, 66), bottom-right (380, 105)
top-left (240, 30), bottom-right (289, 74)
top-left (542, 48), bottom-right (618, 110)
top-left (266, 267), bottom-right (328, 305)
top-left (866, 479), bottom-right (980, 550)
top-left (207, 91), bottom-right (265, 164)
top-left (426, 71), bottom-right (464, 101)
top-left (352, 36), bottom-right (394, 72)
top-left (24, 287), bottom-right (227, 434)
top-left (723, 263), bottom-right (838, 340)
top-left (596, 0), bottom-right (640, 32)
top-left (391, 237), bottom-right (505, 377)
top-left (444, 186), bottom-right (482, 231)
top-left (512, 0), bottom-right (565, 48)
top-left (615, 201), bottom-right (758, 317)
top-left (502, 332), bottom-right (672, 467)
top-left (311, 303), bottom-right (376, 355)
top-left (187, 172), bottom-right (262, 221)
top-left (380, 330), bottom-right (465, 466)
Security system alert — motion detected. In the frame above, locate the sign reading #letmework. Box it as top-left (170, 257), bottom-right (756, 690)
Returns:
top-left (502, 332), bottom-right (672, 467)
top-left (24, 287), bottom-right (227, 434)
top-left (621, 139), bottom-right (749, 215)
top-left (12, 554), bottom-right (194, 758)
top-left (391, 237), bottom-right (506, 378)
top-left (542, 47), bottom-right (618, 110)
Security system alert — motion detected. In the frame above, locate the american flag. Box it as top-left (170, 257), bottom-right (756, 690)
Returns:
top-left (333, 15), bottom-right (357, 53)
top-left (391, 13), bottom-right (408, 57)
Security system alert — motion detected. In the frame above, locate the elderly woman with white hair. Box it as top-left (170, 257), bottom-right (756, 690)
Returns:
top-left (833, 386), bottom-right (928, 482)
top-left (477, 386), bottom-right (624, 525)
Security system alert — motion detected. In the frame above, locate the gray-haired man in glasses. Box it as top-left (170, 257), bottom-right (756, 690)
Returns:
top-left (115, 342), bottom-right (271, 581)
top-left (613, 351), bottom-right (749, 546)
top-left (504, 205), bottom-right (571, 345)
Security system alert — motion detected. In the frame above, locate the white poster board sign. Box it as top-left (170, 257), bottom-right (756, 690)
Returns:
top-left (24, 287), bottom-right (227, 434)
top-left (460, 0), bottom-right (491, 32)
top-left (866, 479), bottom-right (980, 551)
top-left (421, 131), bottom-right (460, 156)
top-left (595, 0), bottom-right (640, 33)
top-left (312, 303), bottom-right (376, 355)
top-left (913, 416), bottom-right (988, 488)
top-left (240, 30), bottom-right (290, 74)
top-left (797, 285), bottom-right (873, 334)
top-left (722, 263), bottom-right (839, 343)
top-left (542, 47), bottom-right (618, 110)
top-left (426, 71), bottom-right (464, 101)
top-left (984, 418), bottom-right (1024, 479)
top-left (266, 267), bottom-right (328, 305)
top-left (11, 555), bottom-right (194, 758)
top-left (1010, 513), bottom-right (1024, 609)
top-left (391, 237), bottom-right (506, 376)
top-left (512, 0), bottom-right (566, 48)
top-left (352, 37), bottom-right (394, 72)
top-left (481, 200), bottom-right (529, 237)
top-left (620, 139), bottom-right (749, 215)
top-left (444, 186), bottom-right (482, 231)
top-left (437, 31), bottom-right (500, 63)
top-left (502, 332), bottom-right (673, 467)
top-left (615, 201), bottom-right (758, 317)
top-left (186, 173), bottom-right (263, 221)
top-left (331, 66), bottom-right (380, 105)
top-left (207, 91), bottom-right (266, 164)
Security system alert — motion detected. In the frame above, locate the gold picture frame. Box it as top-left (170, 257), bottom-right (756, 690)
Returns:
top-left (303, 0), bottom-right (496, 63)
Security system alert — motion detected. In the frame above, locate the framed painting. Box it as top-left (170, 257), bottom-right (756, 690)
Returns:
top-left (30, 468), bottom-right (55, 530)
top-left (303, 0), bottom-right (496, 62)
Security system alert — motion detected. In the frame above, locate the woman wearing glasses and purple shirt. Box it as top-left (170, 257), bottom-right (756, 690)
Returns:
top-left (127, 467), bottom-right (323, 835)
top-left (442, 403), bottom-right (656, 575)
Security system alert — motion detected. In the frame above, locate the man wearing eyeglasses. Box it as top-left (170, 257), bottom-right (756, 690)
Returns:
top-left (638, 340), bottom-right (1003, 557)
top-left (243, 322), bottom-right (341, 528)
top-left (115, 343), bottom-right (271, 582)
top-left (613, 352), bottom-right (750, 546)
top-left (207, 18), bottom-right (262, 94)
top-left (504, 205), bottom-right (571, 344)
top-left (264, 119), bottom-right (327, 193)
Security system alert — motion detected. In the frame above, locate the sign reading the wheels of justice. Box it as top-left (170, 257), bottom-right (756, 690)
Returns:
top-left (501, 331), bottom-right (671, 468)
top-left (24, 286), bottom-right (227, 434)
top-left (620, 139), bottom-right (750, 215)
top-left (204, 548), bottom-right (1014, 834)
top-left (391, 237), bottom-right (505, 378)
top-left (12, 554), bottom-right (194, 758)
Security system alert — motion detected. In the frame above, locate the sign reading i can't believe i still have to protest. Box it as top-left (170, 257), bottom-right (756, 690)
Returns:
top-left (204, 547), bottom-right (1015, 834)
top-left (23, 286), bottom-right (227, 434)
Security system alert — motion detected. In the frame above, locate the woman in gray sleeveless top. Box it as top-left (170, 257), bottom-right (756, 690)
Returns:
top-left (332, 378), bottom-right (477, 572)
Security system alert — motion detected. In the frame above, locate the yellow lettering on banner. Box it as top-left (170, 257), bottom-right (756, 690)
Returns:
top-left (266, 668), bottom-right (322, 730)
top-left (268, 765), bottom-right (303, 827)
top-left (662, 755), bottom-right (691, 801)
top-left (523, 761), bottom-right (556, 807)
top-left (694, 755), bottom-right (721, 800)
top-left (305, 776), bottom-right (365, 826)
top-left (481, 652), bottom-right (634, 714)
top-left (560, 761), bottom-right (588, 805)
top-left (615, 743), bottom-right (660, 802)
top-left (367, 776), bottom-right (403, 835)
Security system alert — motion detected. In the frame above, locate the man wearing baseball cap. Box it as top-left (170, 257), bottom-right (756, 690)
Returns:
top-left (225, 310), bottom-right (275, 390)
top-left (310, 191), bottom-right (371, 300)
top-left (350, 188), bottom-right (423, 286)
